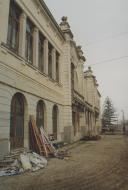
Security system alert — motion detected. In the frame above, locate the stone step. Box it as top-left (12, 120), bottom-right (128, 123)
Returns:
top-left (0, 148), bottom-right (30, 168)
top-left (0, 159), bottom-right (14, 168)
top-left (3, 148), bottom-right (28, 161)
top-left (10, 148), bottom-right (26, 154)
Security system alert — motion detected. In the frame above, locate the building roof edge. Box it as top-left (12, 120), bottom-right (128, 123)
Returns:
top-left (39, 0), bottom-right (65, 40)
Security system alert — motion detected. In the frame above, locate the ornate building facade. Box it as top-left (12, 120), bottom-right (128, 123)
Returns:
top-left (0, 0), bottom-right (101, 158)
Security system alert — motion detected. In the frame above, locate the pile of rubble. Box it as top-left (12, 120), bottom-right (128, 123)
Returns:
top-left (0, 149), bottom-right (47, 177)
top-left (0, 116), bottom-right (71, 177)
top-left (0, 148), bottom-right (71, 177)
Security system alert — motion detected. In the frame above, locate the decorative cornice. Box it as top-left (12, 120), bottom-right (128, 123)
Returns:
top-left (39, 0), bottom-right (65, 40)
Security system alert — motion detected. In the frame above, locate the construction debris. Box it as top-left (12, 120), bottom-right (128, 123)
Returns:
top-left (29, 152), bottom-right (47, 171)
top-left (29, 116), bottom-right (70, 159)
top-left (0, 151), bottom-right (47, 177)
top-left (0, 148), bottom-right (70, 176)
top-left (56, 150), bottom-right (71, 159)
top-left (29, 115), bottom-right (57, 157)
top-left (20, 153), bottom-right (32, 170)
top-left (0, 116), bottom-right (70, 176)
top-left (0, 167), bottom-right (22, 177)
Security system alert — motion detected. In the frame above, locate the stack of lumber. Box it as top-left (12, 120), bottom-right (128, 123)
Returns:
top-left (29, 115), bottom-right (57, 157)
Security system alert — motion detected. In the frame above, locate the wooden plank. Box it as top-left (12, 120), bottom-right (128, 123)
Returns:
top-left (29, 115), bottom-right (44, 155)
top-left (29, 115), bottom-right (57, 157)
top-left (40, 127), bottom-right (56, 156)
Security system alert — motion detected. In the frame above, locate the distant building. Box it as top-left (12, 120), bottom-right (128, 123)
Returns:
top-left (0, 0), bottom-right (101, 158)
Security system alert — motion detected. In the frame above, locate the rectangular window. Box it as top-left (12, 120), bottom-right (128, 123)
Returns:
top-left (56, 52), bottom-right (60, 82)
top-left (7, 0), bottom-right (21, 52)
top-left (48, 43), bottom-right (53, 78)
top-left (25, 19), bottom-right (34, 64)
top-left (38, 32), bottom-right (44, 72)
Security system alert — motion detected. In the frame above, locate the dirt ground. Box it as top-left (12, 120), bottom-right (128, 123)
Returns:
top-left (0, 135), bottom-right (128, 190)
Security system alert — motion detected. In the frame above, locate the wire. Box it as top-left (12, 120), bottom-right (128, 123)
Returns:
top-left (87, 55), bottom-right (128, 66)
top-left (86, 31), bottom-right (128, 46)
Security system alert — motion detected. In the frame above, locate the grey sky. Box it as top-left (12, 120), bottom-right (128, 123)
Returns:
top-left (45, 0), bottom-right (128, 119)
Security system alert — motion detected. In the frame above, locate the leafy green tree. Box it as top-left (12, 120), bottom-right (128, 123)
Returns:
top-left (102, 97), bottom-right (118, 132)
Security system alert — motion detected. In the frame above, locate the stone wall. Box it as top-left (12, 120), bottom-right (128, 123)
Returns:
top-left (0, 0), bottom-right (101, 157)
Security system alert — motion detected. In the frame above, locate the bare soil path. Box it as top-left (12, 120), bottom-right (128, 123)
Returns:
top-left (0, 135), bottom-right (128, 190)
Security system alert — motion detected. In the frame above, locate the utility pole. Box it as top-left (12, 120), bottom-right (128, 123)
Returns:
top-left (122, 110), bottom-right (125, 134)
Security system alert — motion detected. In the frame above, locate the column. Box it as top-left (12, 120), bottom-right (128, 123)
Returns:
top-left (19, 12), bottom-right (26, 58)
top-left (44, 39), bottom-right (48, 75)
top-left (87, 111), bottom-right (90, 135)
top-left (95, 116), bottom-right (98, 135)
top-left (89, 112), bottom-right (92, 135)
top-left (91, 113), bottom-right (95, 135)
top-left (94, 115), bottom-right (97, 135)
top-left (85, 110), bottom-right (88, 133)
top-left (33, 27), bottom-right (39, 68)
top-left (52, 48), bottom-right (56, 80)
top-left (87, 111), bottom-right (90, 131)
top-left (85, 110), bottom-right (88, 126)
top-left (87, 111), bottom-right (89, 132)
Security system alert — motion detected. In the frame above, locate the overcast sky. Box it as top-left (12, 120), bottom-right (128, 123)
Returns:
top-left (45, 0), bottom-right (128, 119)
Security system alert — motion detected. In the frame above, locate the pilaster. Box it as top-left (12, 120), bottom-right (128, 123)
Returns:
top-left (44, 39), bottom-right (48, 75)
top-left (52, 48), bottom-right (56, 80)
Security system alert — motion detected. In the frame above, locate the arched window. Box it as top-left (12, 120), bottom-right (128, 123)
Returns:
top-left (10, 93), bottom-right (24, 149)
top-left (36, 100), bottom-right (45, 129)
top-left (52, 105), bottom-right (58, 140)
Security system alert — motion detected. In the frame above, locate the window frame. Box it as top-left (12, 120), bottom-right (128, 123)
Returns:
top-left (56, 51), bottom-right (60, 82)
top-left (7, 0), bottom-right (21, 53)
top-left (71, 63), bottom-right (75, 91)
top-left (38, 32), bottom-right (45, 73)
top-left (48, 42), bottom-right (53, 78)
top-left (36, 100), bottom-right (45, 129)
top-left (25, 18), bottom-right (34, 64)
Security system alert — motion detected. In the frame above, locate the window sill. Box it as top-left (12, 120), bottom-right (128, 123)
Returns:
top-left (55, 82), bottom-right (62, 87)
top-left (38, 70), bottom-right (47, 77)
top-left (1, 42), bottom-right (23, 61)
top-left (1, 43), bottom-right (37, 70)
top-left (48, 77), bottom-right (55, 82)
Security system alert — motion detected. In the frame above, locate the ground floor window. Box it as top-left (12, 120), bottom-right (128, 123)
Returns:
top-left (10, 93), bottom-right (24, 149)
top-left (52, 105), bottom-right (58, 140)
top-left (36, 100), bottom-right (45, 129)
